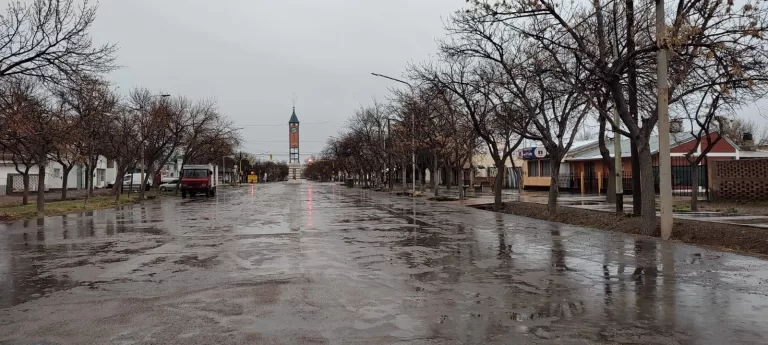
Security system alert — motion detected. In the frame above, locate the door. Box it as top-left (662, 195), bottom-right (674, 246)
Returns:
top-left (97, 169), bottom-right (106, 187)
top-left (585, 162), bottom-right (597, 192)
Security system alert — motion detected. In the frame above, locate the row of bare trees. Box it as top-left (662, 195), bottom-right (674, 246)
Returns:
top-left (314, 91), bottom-right (480, 198)
top-left (0, 0), bottom-right (241, 214)
top-left (0, 76), bottom-right (240, 211)
top-left (318, 0), bottom-right (768, 237)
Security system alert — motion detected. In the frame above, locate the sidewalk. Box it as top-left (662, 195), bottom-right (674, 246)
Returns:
top-left (443, 191), bottom-right (768, 229)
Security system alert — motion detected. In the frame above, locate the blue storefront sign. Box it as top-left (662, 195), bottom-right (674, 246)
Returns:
top-left (522, 147), bottom-right (536, 159)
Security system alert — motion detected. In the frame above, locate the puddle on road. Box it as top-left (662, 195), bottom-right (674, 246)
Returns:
top-left (0, 202), bottom-right (176, 308)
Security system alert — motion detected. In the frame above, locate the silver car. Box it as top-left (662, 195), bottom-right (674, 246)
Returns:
top-left (158, 179), bottom-right (179, 192)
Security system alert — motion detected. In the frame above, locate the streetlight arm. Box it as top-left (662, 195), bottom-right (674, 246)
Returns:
top-left (371, 73), bottom-right (413, 88)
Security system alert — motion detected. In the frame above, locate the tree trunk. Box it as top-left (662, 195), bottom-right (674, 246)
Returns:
top-left (114, 166), bottom-right (126, 203)
top-left (36, 163), bottom-right (46, 214)
top-left (83, 164), bottom-right (90, 208)
top-left (636, 143), bottom-right (657, 235)
top-left (606, 173), bottom-right (616, 205)
top-left (631, 143), bottom-right (642, 215)
top-left (432, 152), bottom-right (439, 197)
top-left (88, 161), bottom-right (97, 197)
top-left (22, 172), bottom-right (29, 205)
top-left (402, 162), bottom-right (407, 192)
top-left (493, 160), bottom-right (505, 211)
top-left (445, 166), bottom-right (453, 191)
top-left (84, 163), bottom-right (90, 196)
top-left (547, 159), bottom-right (561, 220)
top-left (61, 166), bottom-right (73, 201)
top-left (690, 163), bottom-right (699, 211)
top-left (598, 116), bottom-right (616, 204)
top-left (420, 168), bottom-right (426, 192)
top-left (139, 167), bottom-right (151, 202)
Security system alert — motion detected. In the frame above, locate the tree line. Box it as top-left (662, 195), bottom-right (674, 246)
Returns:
top-left (0, 0), bottom-right (241, 213)
top-left (313, 0), bottom-right (768, 236)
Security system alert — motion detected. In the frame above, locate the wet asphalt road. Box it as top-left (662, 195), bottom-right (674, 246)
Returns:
top-left (1, 182), bottom-right (768, 345)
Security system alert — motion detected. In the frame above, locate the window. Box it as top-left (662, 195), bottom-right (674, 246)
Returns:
top-left (182, 169), bottom-right (209, 178)
top-left (53, 168), bottom-right (61, 178)
top-left (527, 160), bottom-right (539, 177)
top-left (541, 160), bottom-right (552, 177)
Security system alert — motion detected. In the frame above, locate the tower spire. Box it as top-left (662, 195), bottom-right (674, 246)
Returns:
top-left (289, 105), bottom-right (299, 124)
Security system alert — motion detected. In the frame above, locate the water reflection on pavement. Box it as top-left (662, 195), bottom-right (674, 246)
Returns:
top-left (1, 182), bottom-right (767, 344)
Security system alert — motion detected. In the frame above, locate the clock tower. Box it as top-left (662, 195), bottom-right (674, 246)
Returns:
top-left (289, 106), bottom-right (300, 164)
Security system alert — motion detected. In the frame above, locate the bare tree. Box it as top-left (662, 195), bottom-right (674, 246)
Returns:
top-left (0, 77), bottom-right (60, 212)
top-left (56, 75), bottom-right (118, 199)
top-left (103, 104), bottom-right (140, 203)
top-left (464, 0), bottom-right (768, 234)
top-left (48, 99), bottom-right (81, 200)
top-left (0, 0), bottom-right (117, 82)
top-left (176, 99), bottom-right (241, 188)
top-left (415, 57), bottom-right (525, 210)
top-left (441, 13), bottom-right (595, 217)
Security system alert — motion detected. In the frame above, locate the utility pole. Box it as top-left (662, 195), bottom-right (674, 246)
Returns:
top-left (656, 0), bottom-right (673, 239)
top-left (614, 109), bottom-right (624, 214)
top-left (612, 0), bottom-right (623, 214)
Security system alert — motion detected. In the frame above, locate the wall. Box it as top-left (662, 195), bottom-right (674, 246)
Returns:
top-left (711, 159), bottom-right (768, 200)
top-left (1, 155), bottom-right (116, 192)
top-left (521, 159), bottom-right (575, 188)
top-left (44, 161), bottom-right (81, 190)
top-left (522, 159), bottom-right (553, 187)
top-left (671, 133), bottom-right (737, 155)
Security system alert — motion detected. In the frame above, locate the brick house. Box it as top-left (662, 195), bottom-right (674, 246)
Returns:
top-left (521, 133), bottom-right (768, 193)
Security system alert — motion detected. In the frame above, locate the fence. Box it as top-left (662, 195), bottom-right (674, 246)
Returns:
top-left (560, 155), bottom-right (709, 199)
top-left (5, 173), bottom-right (49, 195)
top-left (655, 155), bottom-right (709, 198)
top-left (607, 156), bottom-right (708, 198)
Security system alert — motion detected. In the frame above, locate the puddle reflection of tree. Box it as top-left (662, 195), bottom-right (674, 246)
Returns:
top-left (35, 217), bottom-right (45, 253)
top-left (550, 228), bottom-right (568, 272)
top-left (494, 213), bottom-right (513, 267)
top-left (106, 213), bottom-right (115, 236)
top-left (600, 238), bottom-right (678, 331)
top-left (634, 239), bottom-right (658, 323)
top-left (76, 211), bottom-right (95, 238)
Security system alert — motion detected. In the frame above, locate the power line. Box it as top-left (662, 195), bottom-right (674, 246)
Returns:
top-left (239, 121), bottom-right (342, 127)
top-left (245, 139), bottom-right (325, 143)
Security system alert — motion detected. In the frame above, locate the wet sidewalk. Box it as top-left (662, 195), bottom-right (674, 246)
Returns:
top-left (444, 192), bottom-right (768, 229)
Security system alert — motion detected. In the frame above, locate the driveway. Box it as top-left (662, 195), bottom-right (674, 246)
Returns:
top-left (1, 182), bottom-right (767, 344)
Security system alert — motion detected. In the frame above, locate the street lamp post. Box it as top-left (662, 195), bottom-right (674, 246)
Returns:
top-left (387, 117), bottom-right (392, 190)
top-left (371, 73), bottom-right (415, 197)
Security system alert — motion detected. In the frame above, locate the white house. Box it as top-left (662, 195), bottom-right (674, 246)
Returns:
top-left (0, 155), bottom-right (117, 195)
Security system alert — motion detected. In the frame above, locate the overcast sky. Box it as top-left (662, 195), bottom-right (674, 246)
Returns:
top-left (90, 0), bottom-right (466, 161)
top-left (89, 0), bottom-right (768, 159)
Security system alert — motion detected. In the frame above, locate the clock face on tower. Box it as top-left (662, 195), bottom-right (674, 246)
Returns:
top-left (291, 127), bottom-right (297, 133)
